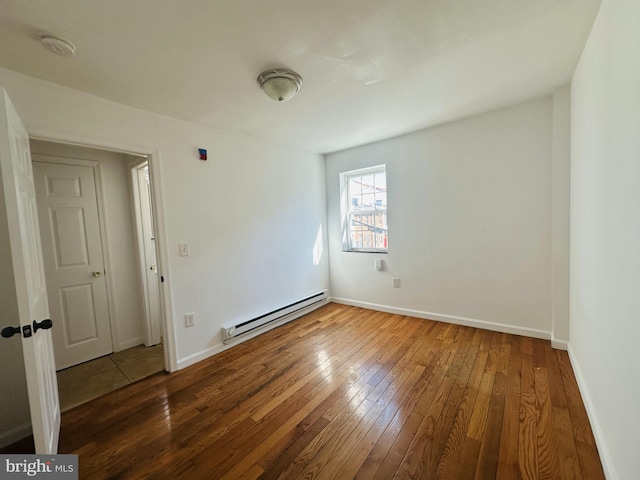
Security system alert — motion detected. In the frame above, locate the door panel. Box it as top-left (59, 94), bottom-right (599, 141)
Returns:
top-left (61, 283), bottom-right (100, 343)
top-left (50, 207), bottom-right (90, 266)
top-left (0, 88), bottom-right (60, 453)
top-left (34, 161), bottom-right (113, 370)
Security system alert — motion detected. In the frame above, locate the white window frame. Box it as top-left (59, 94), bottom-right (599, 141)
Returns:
top-left (339, 164), bottom-right (388, 253)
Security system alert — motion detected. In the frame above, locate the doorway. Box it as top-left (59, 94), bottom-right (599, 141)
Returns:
top-left (29, 140), bottom-right (166, 409)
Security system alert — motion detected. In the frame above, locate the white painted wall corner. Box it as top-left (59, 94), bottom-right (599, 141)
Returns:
top-left (567, 345), bottom-right (617, 480)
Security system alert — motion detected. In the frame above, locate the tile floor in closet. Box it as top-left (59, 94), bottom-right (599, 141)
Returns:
top-left (57, 344), bottom-right (164, 412)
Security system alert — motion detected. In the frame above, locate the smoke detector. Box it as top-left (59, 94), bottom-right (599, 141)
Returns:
top-left (41, 35), bottom-right (76, 57)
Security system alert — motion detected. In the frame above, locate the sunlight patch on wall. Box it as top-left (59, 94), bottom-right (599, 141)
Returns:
top-left (313, 224), bottom-right (324, 265)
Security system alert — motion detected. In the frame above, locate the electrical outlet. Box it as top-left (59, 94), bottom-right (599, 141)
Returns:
top-left (184, 312), bottom-right (195, 327)
top-left (375, 259), bottom-right (383, 271)
top-left (392, 277), bottom-right (400, 288)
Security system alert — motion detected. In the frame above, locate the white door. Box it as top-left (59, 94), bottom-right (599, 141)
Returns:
top-left (0, 89), bottom-right (60, 453)
top-left (33, 160), bottom-right (113, 370)
top-left (133, 162), bottom-right (161, 346)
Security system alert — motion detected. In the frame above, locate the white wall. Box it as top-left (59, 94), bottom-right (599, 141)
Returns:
top-left (326, 96), bottom-right (559, 338)
top-left (30, 141), bottom-right (146, 352)
top-left (0, 68), bottom-right (329, 374)
top-left (99, 150), bottom-right (144, 349)
top-left (570, 0), bottom-right (640, 478)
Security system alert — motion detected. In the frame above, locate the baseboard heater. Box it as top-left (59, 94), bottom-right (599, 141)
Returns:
top-left (222, 290), bottom-right (328, 344)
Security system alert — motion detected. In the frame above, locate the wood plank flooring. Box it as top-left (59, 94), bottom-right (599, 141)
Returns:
top-left (58, 303), bottom-right (604, 479)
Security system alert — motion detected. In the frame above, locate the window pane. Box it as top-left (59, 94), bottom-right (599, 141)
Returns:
top-left (360, 174), bottom-right (374, 194)
top-left (341, 165), bottom-right (387, 251)
top-left (349, 210), bottom-right (387, 249)
top-left (362, 193), bottom-right (375, 208)
top-left (348, 178), bottom-right (360, 198)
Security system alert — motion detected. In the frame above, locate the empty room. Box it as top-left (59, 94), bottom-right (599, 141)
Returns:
top-left (0, 0), bottom-right (637, 479)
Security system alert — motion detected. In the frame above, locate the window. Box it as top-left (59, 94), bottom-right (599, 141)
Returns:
top-left (340, 165), bottom-right (388, 252)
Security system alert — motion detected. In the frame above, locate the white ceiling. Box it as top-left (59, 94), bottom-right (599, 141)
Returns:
top-left (0, 0), bottom-right (601, 154)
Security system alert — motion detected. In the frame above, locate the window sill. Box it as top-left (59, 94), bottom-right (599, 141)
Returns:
top-left (342, 249), bottom-right (388, 254)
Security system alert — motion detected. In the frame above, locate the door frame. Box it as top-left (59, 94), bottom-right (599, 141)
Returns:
top-left (29, 134), bottom-right (177, 373)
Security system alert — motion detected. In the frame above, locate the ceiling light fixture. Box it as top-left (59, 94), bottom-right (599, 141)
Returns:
top-left (257, 68), bottom-right (303, 102)
top-left (41, 35), bottom-right (76, 57)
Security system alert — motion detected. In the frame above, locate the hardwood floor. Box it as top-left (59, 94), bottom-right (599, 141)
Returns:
top-left (59, 303), bottom-right (604, 479)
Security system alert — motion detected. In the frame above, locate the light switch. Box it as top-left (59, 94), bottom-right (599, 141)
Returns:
top-left (375, 259), bottom-right (383, 271)
top-left (179, 242), bottom-right (190, 256)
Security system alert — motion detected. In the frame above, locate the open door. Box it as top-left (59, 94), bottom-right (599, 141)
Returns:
top-left (0, 89), bottom-right (60, 453)
top-left (131, 160), bottom-right (162, 346)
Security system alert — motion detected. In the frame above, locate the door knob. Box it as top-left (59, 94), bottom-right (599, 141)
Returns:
top-left (2, 319), bottom-right (53, 338)
top-left (1, 326), bottom-right (21, 338)
top-left (33, 319), bottom-right (53, 333)
top-left (92, 271), bottom-right (102, 277)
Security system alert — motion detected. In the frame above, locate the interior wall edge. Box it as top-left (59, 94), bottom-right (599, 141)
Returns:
top-left (567, 344), bottom-right (617, 480)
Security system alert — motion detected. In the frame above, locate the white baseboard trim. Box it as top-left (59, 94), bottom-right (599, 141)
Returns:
top-left (0, 422), bottom-right (31, 450)
top-left (330, 297), bottom-right (551, 340)
top-left (177, 299), bottom-right (329, 370)
top-left (567, 345), bottom-right (617, 480)
top-left (177, 343), bottom-right (228, 371)
top-left (114, 337), bottom-right (145, 352)
top-left (551, 338), bottom-right (569, 350)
